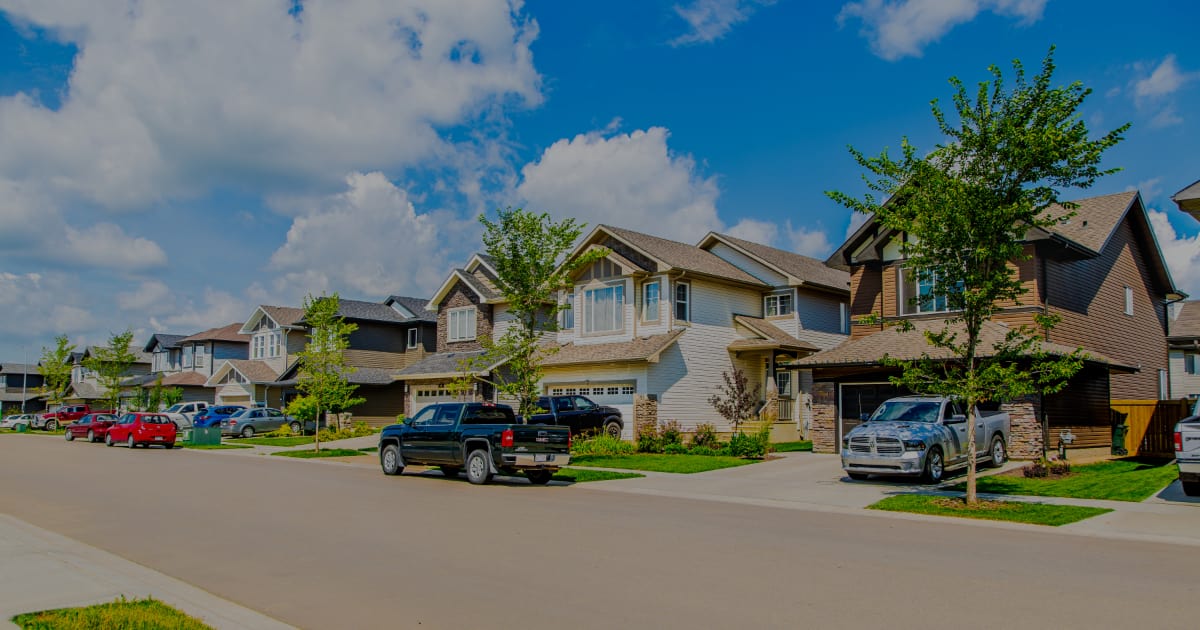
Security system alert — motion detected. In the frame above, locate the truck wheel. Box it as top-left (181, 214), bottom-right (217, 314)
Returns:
top-left (989, 435), bottom-right (1007, 467)
top-left (87, 430), bottom-right (95, 443)
top-left (45, 420), bottom-right (57, 431)
top-left (380, 444), bottom-right (404, 476)
top-left (439, 466), bottom-right (461, 478)
top-left (847, 472), bottom-right (869, 481)
top-left (526, 469), bottom-right (553, 485)
top-left (65, 431), bottom-right (74, 441)
top-left (604, 420), bottom-right (622, 440)
top-left (921, 447), bottom-right (944, 484)
top-left (241, 426), bottom-right (255, 438)
top-left (1182, 481), bottom-right (1200, 497)
top-left (465, 449), bottom-right (492, 485)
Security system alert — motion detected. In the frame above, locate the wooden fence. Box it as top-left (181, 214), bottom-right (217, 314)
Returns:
top-left (1111, 399), bottom-right (1191, 457)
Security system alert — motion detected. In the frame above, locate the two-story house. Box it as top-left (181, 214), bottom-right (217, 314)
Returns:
top-left (1168, 300), bottom-right (1200, 400)
top-left (66, 344), bottom-right (153, 405)
top-left (149, 323), bottom-right (252, 402)
top-left (796, 191), bottom-right (1184, 457)
top-left (539, 225), bottom-right (850, 439)
top-left (0, 363), bottom-right (46, 415)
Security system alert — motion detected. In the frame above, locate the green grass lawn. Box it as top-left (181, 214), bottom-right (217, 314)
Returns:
top-left (358, 446), bottom-right (378, 452)
top-left (869, 495), bottom-right (1112, 526)
top-left (570, 453), bottom-right (757, 474)
top-left (549, 468), bottom-right (644, 483)
top-left (958, 458), bottom-right (1178, 502)
top-left (272, 448), bottom-right (365, 459)
top-left (772, 441), bottom-right (813, 452)
top-left (236, 436), bottom-right (314, 447)
top-left (181, 443), bottom-right (252, 450)
top-left (13, 596), bottom-right (212, 630)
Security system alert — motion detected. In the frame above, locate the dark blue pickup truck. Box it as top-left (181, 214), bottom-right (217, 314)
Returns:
top-left (378, 402), bottom-right (572, 485)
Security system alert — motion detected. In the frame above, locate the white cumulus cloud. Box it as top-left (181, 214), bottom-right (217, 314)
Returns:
top-left (838, 0), bottom-right (1046, 61)
top-left (117, 280), bottom-right (174, 314)
top-left (1149, 209), bottom-right (1200, 297)
top-left (63, 223), bottom-right (168, 271)
top-left (1131, 54), bottom-right (1198, 128)
top-left (670, 0), bottom-right (776, 46)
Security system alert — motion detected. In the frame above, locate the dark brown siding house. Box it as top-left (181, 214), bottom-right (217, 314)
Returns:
top-left (794, 191), bottom-right (1185, 459)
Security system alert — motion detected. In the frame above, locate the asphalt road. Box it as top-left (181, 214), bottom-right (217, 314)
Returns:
top-left (3, 435), bottom-right (1198, 630)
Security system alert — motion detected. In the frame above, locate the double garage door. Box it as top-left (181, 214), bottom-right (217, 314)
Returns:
top-left (411, 387), bottom-right (461, 417)
top-left (546, 382), bottom-right (636, 439)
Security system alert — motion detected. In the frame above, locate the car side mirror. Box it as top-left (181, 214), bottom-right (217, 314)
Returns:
top-left (946, 414), bottom-right (967, 424)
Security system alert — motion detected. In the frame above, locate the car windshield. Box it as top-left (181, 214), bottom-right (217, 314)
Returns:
top-left (164, 404), bottom-right (185, 413)
top-left (869, 401), bottom-right (941, 423)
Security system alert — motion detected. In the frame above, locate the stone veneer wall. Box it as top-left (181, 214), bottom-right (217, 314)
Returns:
top-left (633, 394), bottom-right (658, 441)
top-left (1001, 395), bottom-right (1044, 460)
top-left (811, 382), bottom-right (837, 453)
top-left (436, 283), bottom-right (493, 353)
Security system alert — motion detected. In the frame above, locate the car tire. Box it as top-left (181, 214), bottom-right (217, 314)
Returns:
top-left (164, 442), bottom-right (175, 449)
top-left (241, 426), bottom-right (255, 438)
top-left (127, 435), bottom-right (136, 449)
top-left (989, 435), bottom-right (1007, 467)
top-left (106, 433), bottom-right (114, 447)
top-left (603, 419), bottom-right (622, 440)
top-left (290, 421), bottom-right (301, 434)
top-left (847, 472), bottom-right (869, 481)
top-left (87, 430), bottom-right (95, 443)
top-left (439, 466), bottom-right (461, 478)
top-left (65, 431), bottom-right (74, 441)
top-left (45, 420), bottom-right (57, 431)
top-left (380, 444), bottom-right (404, 476)
top-left (465, 449), bottom-right (492, 485)
top-left (921, 447), bottom-right (944, 484)
top-left (526, 469), bottom-right (553, 485)
top-left (1182, 480), bottom-right (1200, 497)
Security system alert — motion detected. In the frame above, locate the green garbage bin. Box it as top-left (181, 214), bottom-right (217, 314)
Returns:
top-left (14, 423), bottom-right (27, 433)
top-left (188, 426), bottom-right (222, 446)
top-left (1111, 423), bottom-right (1128, 456)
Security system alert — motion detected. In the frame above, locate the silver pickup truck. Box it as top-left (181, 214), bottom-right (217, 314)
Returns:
top-left (1175, 399), bottom-right (1200, 497)
top-left (842, 396), bottom-right (1010, 483)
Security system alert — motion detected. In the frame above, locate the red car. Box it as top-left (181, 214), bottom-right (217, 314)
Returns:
top-left (105, 413), bottom-right (177, 449)
top-left (64, 413), bottom-right (119, 443)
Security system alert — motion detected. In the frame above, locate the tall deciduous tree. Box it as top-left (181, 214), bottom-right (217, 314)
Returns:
top-left (38, 334), bottom-right (76, 407)
top-left (296, 293), bottom-right (364, 451)
top-left (466, 208), bottom-right (605, 418)
top-left (83, 330), bottom-right (137, 413)
top-left (827, 48), bottom-right (1126, 504)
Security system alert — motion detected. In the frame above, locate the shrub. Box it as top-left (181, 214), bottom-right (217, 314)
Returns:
top-left (636, 433), bottom-right (663, 453)
top-left (317, 421), bottom-right (378, 442)
top-left (660, 420), bottom-right (684, 448)
top-left (663, 443), bottom-right (687, 455)
top-left (687, 446), bottom-right (717, 457)
top-left (637, 420), bottom-right (683, 453)
top-left (728, 431), bottom-right (769, 458)
top-left (573, 434), bottom-right (636, 456)
top-left (1023, 458), bottom-right (1072, 478)
top-left (690, 423), bottom-right (721, 450)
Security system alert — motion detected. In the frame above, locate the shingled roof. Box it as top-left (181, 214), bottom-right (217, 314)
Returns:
top-left (221, 360), bottom-right (281, 384)
top-left (385, 296), bottom-right (437, 322)
top-left (791, 320), bottom-right (1128, 370)
top-left (1173, 179), bottom-right (1200, 218)
top-left (142, 333), bottom-right (187, 353)
top-left (160, 372), bottom-right (209, 387)
top-left (730, 316), bottom-right (819, 353)
top-left (596, 225), bottom-right (766, 286)
top-left (396, 350), bottom-right (492, 379)
top-left (1170, 301), bottom-right (1200, 341)
top-left (702, 233), bottom-right (850, 293)
top-left (260, 306), bottom-right (306, 328)
top-left (1037, 191), bottom-right (1139, 254)
top-left (181, 323), bottom-right (250, 344)
top-left (540, 330), bottom-right (684, 367)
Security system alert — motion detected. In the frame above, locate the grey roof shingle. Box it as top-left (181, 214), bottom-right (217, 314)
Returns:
top-left (1040, 191), bottom-right (1138, 254)
top-left (181, 323), bottom-right (250, 344)
top-left (541, 330), bottom-right (685, 367)
top-left (335, 299), bottom-right (411, 324)
top-left (731, 316), bottom-right (820, 352)
top-left (385, 296), bottom-right (437, 321)
top-left (709, 233), bottom-right (851, 293)
top-left (143, 334), bottom-right (188, 353)
top-left (0, 363), bottom-right (38, 374)
top-left (261, 306), bottom-right (306, 328)
top-left (1170, 301), bottom-right (1200, 340)
top-left (396, 351), bottom-right (490, 377)
top-left (599, 225), bottom-right (766, 286)
top-left (223, 360), bottom-right (282, 384)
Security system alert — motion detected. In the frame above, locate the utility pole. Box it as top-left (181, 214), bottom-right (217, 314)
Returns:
top-left (21, 345), bottom-right (28, 413)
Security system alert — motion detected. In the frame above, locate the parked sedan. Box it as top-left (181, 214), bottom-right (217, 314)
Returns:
top-left (64, 413), bottom-right (118, 443)
top-left (223, 407), bottom-right (296, 438)
top-left (1, 413), bottom-right (37, 429)
top-left (193, 405), bottom-right (245, 428)
top-left (105, 413), bottom-right (177, 449)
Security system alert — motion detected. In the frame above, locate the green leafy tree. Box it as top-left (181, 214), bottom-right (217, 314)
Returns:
top-left (707, 368), bottom-right (762, 435)
top-left (296, 293), bottom-right (365, 451)
top-left (827, 48), bottom-right (1126, 504)
top-left (131, 375), bottom-right (184, 411)
top-left (465, 208), bottom-right (606, 418)
top-left (83, 330), bottom-right (137, 413)
top-left (38, 334), bottom-right (76, 407)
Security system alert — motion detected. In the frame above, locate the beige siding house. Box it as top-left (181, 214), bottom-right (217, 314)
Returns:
top-left (1169, 300), bottom-right (1200, 400)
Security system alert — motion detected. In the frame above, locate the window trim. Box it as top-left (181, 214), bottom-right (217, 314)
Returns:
top-left (447, 306), bottom-right (477, 342)
top-left (1124, 286), bottom-right (1134, 316)
top-left (898, 267), bottom-right (960, 315)
top-left (407, 328), bottom-right (419, 349)
top-left (642, 281), bottom-right (660, 323)
top-left (839, 302), bottom-right (849, 334)
top-left (764, 292), bottom-right (793, 318)
top-left (675, 281), bottom-right (690, 323)
top-left (582, 281), bottom-right (626, 335)
top-left (560, 292), bottom-right (575, 331)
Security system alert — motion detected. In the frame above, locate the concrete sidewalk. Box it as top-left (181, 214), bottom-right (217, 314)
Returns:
top-left (0, 514), bottom-right (293, 629)
top-left (580, 452), bottom-right (1200, 546)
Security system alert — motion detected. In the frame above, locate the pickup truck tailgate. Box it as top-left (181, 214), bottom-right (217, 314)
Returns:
top-left (1178, 417), bottom-right (1200, 461)
top-left (511, 425), bottom-right (571, 453)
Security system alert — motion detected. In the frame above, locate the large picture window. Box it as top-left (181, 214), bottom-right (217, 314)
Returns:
top-left (642, 281), bottom-right (660, 322)
top-left (898, 268), bottom-right (961, 315)
top-left (448, 307), bottom-right (477, 342)
top-left (765, 293), bottom-right (792, 317)
top-left (584, 284), bottom-right (625, 334)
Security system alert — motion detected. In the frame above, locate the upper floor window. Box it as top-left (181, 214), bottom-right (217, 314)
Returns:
top-left (840, 303), bottom-right (849, 333)
top-left (182, 345), bottom-right (194, 368)
top-left (898, 268), bottom-right (961, 315)
top-left (642, 281), bottom-right (660, 322)
top-left (560, 293), bottom-right (575, 331)
top-left (269, 331), bottom-right (281, 357)
top-left (765, 293), bottom-right (793, 317)
top-left (584, 283), bottom-right (625, 334)
top-left (407, 328), bottom-right (419, 349)
top-left (675, 282), bottom-right (690, 322)
top-left (1185, 353), bottom-right (1200, 375)
top-left (252, 334), bottom-right (266, 359)
top-left (1124, 286), bottom-right (1134, 316)
top-left (448, 307), bottom-right (477, 342)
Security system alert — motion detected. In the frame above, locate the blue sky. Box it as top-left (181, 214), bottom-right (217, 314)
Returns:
top-left (0, 0), bottom-right (1197, 360)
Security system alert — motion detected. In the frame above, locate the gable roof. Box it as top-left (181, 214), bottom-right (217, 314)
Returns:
top-left (699, 232), bottom-right (850, 294)
top-left (334, 299), bottom-right (412, 324)
top-left (730, 315), bottom-right (820, 353)
top-left (205, 359), bottom-right (282, 386)
top-left (180, 323), bottom-right (250, 344)
top-left (426, 255), bottom-right (506, 310)
top-left (142, 333), bottom-right (187, 353)
top-left (240, 305), bottom-right (306, 334)
top-left (395, 350), bottom-right (495, 379)
top-left (569, 225), bottom-right (766, 287)
top-left (1170, 301), bottom-right (1200, 341)
top-left (0, 363), bottom-right (38, 375)
top-left (540, 330), bottom-right (685, 367)
top-left (1173, 179), bottom-right (1200, 218)
top-left (384, 296), bottom-right (437, 322)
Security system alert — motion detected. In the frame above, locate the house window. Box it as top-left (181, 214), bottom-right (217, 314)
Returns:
top-left (839, 303), bottom-right (849, 333)
top-left (182, 345), bottom-right (194, 368)
top-left (1125, 286), bottom-right (1134, 316)
top-left (194, 345), bottom-right (207, 368)
top-left (899, 268), bottom-right (961, 315)
top-left (560, 293), bottom-right (575, 330)
top-left (407, 328), bottom-right (419, 349)
top-left (642, 281), bottom-right (660, 322)
top-left (1187, 353), bottom-right (1200, 375)
top-left (448, 307), bottom-right (477, 342)
top-left (1159, 369), bottom-right (1169, 400)
top-left (252, 335), bottom-right (266, 359)
top-left (621, 385), bottom-right (635, 395)
top-left (268, 331), bottom-right (281, 358)
top-left (675, 282), bottom-right (690, 322)
top-left (775, 371), bottom-right (793, 397)
top-left (765, 293), bottom-right (793, 317)
top-left (584, 283), bottom-right (625, 334)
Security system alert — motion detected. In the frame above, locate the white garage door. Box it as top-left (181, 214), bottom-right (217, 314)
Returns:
top-left (546, 382), bottom-right (636, 439)
top-left (412, 386), bottom-right (459, 416)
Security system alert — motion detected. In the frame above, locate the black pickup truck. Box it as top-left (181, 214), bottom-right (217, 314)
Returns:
top-left (526, 395), bottom-right (624, 439)
top-left (378, 402), bottom-right (571, 485)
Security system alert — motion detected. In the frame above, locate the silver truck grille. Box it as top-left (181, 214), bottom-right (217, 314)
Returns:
top-left (849, 435), bottom-right (903, 456)
top-left (849, 436), bottom-right (872, 454)
top-left (875, 437), bottom-right (903, 455)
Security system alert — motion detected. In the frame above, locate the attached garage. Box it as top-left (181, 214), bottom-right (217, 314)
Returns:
top-left (411, 386), bottom-right (460, 416)
top-left (838, 382), bottom-right (905, 446)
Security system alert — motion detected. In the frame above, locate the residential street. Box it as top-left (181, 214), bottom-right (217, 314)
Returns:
top-left (3, 435), bottom-right (1199, 629)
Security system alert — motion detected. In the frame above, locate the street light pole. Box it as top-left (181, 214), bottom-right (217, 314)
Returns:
top-left (21, 345), bottom-right (28, 413)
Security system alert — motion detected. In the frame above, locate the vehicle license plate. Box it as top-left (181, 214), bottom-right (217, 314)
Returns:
top-left (154, 436), bottom-right (163, 441)
top-left (535, 454), bottom-right (554, 463)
